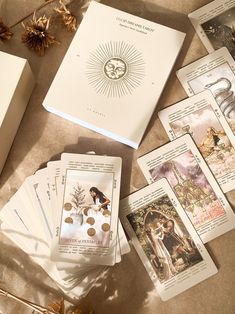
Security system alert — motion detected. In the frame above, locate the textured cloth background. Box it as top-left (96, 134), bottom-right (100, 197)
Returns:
top-left (0, 0), bottom-right (235, 313)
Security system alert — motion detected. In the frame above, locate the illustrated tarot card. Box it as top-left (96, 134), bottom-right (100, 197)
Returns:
top-left (189, 0), bottom-right (235, 58)
top-left (158, 90), bottom-right (235, 193)
top-left (51, 153), bottom-right (122, 266)
top-left (138, 134), bottom-right (235, 243)
top-left (120, 178), bottom-right (217, 301)
top-left (47, 160), bottom-right (109, 279)
top-left (176, 47), bottom-right (235, 133)
top-left (47, 159), bottom-right (128, 267)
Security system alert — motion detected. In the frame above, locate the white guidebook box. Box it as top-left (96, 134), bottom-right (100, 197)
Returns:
top-left (43, 1), bottom-right (185, 149)
top-left (0, 51), bottom-right (35, 174)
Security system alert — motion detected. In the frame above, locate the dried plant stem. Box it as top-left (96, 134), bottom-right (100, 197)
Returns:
top-left (0, 287), bottom-right (58, 314)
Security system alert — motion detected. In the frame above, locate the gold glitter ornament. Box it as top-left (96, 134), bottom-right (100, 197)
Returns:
top-left (21, 12), bottom-right (57, 56)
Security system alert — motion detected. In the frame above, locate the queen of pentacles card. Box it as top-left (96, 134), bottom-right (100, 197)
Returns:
top-left (51, 153), bottom-right (122, 266)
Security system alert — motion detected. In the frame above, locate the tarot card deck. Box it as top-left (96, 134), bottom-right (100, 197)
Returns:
top-left (0, 153), bottom-right (130, 299)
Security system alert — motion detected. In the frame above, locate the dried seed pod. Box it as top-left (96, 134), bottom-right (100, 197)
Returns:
top-left (0, 19), bottom-right (13, 41)
top-left (54, 0), bottom-right (77, 32)
top-left (21, 12), bottom-right (57, 56)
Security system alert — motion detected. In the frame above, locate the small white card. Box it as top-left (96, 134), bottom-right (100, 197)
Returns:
top-left (158, 90), bottom-right (235, 193)
top-left (120, 178), bottom-right (217, 301)
top-left (188, 0), bottom-right (235, 57)
top-left (138, 134), bottom-right (235, 243)
top-left (177, 47), bottom-right (235, 133)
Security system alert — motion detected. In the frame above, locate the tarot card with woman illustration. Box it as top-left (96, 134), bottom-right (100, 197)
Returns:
top-left (51, 153), bottom-right (122, 266)
top-left (120, 178), bottom-right (217, 301)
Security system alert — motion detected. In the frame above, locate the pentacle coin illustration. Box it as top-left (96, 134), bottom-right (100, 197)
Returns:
top-left (83, 207), bottom-right (89, 216)
top-left (64, 203), bottom-right (72, 211)
top-left (86, 41), bottom-right (145, 97)
top-left (102, 223), bottom-right (110, 232)
top-left (102, 209), bottom-right (111, 217)
top-left (64, 217), bottom-right (73, 224)
top-left (86, 217), bottom-right (95, 225)
top-left (87, 228), bottom-right (96, 237)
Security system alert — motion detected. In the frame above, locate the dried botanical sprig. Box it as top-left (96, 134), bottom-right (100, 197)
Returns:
top-left (0, 287), bottom-right (59, 314)
top-left (21, 12), bottom-right (57, 56)
top-left (48, 298), bottom-right (65, 314)
top-left (66, 309), bottom-right (83, 314)
top-left (54, 0), bottom-right (77, 32)
top-left (0, 19), bottom-right (13, 41)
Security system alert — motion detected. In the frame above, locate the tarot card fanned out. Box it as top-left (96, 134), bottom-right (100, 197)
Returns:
top-left (0, 191), bottom-right (103, 299)
top-left (188, 0), bottom-right (235, 58)
top-left (120, 178), bottom-right (218, 301)
top-left (158, 90), bottom-right (235, 193)
top-left (51, 153), bottom-right (122, 266)
top-left (176, 47), bottom-right (235, 133)
top-left (0, 153), bottom-right (130, 299)
top-left (138, 134), bottom-right (235, 243)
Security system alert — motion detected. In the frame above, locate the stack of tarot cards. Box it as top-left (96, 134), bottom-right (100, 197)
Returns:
top-left (121, 132), bottom-right (235, 301)
top-left (119, 2), bottom-right (235, 300)
top-left (0, 153), bottom-right (130, 299)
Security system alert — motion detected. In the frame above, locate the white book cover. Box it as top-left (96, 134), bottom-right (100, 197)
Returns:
top-left (43, 1), bottom-right (185, 149)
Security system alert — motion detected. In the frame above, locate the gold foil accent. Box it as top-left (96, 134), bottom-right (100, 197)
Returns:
top-left (102, 223), bottom-right (110, 232)
top-left (102, 209), bottom-right (111, 217)
top-left (64, 217), bottom-right (73, 224)
top-left (87, 228), bottom-right (96, 237)
top-left (86, 217), bottom-right (95, 225)
top-left (64, 202), bottom-right (72, 211)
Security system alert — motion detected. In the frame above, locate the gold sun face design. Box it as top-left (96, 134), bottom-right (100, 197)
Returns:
top-left (86, 41), bottom-right (145, 97)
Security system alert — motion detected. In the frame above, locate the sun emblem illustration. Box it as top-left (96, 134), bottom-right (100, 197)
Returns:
top-left (86, 41), bottom-right (145, 97)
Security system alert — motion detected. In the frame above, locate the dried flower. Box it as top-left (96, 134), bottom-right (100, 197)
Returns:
top-left (21, 12), bottom-right (57, 56)
top-left (66, 309), bottom-right (83, 314)
top-left (48, 298), bottom-right (65, 314)
top-left (54, 0), bottom-right (77, 32)
top-left (0, 19), bottom-right (13, 41)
